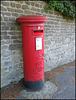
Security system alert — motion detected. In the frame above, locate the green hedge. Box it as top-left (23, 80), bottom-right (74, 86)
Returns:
top-left (45, 0), bottom-right (75, 20)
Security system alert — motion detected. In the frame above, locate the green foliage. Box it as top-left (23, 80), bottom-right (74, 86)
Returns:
top-left (45, 0), bottom-right (76, 20)
top-left (59, 64), bottom-right (63, 67)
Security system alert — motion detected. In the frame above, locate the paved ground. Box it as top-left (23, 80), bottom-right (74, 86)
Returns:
top-left (1, 61), bottom-right (75, 99)
top-left (45, 61), bottom-right (75, 99)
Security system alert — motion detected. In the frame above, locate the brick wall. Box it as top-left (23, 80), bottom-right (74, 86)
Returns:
top-left (1, 1), bottom-right (75, 87)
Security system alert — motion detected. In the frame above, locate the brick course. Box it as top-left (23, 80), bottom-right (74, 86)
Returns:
top-left (1, 1), bottom-right (75, 87)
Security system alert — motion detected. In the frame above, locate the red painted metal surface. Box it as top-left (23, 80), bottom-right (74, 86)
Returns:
top-left (17, 15), bottom-right (47, 81)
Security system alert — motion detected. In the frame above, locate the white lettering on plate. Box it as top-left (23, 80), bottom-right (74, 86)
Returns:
top-left (36, 38), bottom-right (42, 50)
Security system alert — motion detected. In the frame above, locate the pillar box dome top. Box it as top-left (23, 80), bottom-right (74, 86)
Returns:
top-left (17, 15), bottom-right (47, 23)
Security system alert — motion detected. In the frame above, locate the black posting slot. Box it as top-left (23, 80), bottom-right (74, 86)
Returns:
top-left (34, 30), bottom-right (43, 33)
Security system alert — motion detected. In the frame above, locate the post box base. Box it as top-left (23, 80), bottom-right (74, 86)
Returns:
top-left (23, 78), bottom-right (44, 91)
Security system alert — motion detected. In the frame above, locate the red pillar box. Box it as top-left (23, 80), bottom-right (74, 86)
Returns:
top-left (17, 15), bottom-right (47, 91)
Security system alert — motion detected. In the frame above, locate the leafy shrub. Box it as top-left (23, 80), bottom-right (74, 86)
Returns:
top-left (45, 0), bottom-right (76, 20)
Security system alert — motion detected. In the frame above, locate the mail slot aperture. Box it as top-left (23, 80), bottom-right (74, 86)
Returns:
top-left (34, 30), bottom-right (43, 32)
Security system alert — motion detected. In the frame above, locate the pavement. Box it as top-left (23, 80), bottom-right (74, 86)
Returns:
top-left (1, 61), bottom-right (75, 99)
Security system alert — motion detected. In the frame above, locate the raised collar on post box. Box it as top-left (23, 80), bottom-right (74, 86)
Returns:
top-left (16, 15), bottom-right (47, 23)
